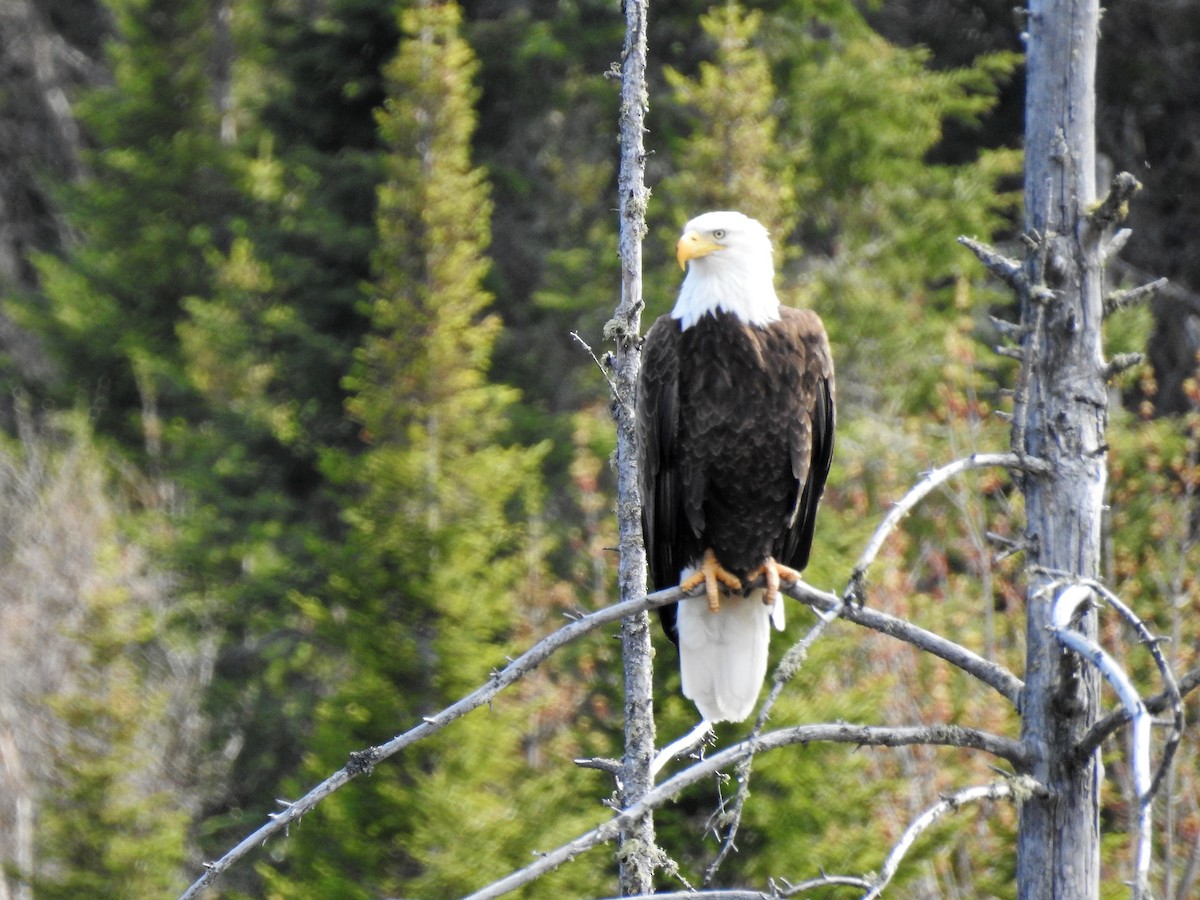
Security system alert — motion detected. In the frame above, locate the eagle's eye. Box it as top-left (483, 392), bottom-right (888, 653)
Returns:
top-left (712, 229), bottom-right (727, 240)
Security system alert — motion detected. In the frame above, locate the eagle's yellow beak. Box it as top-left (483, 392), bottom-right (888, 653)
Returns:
top-left (677, 230), bottom-right (723, 270)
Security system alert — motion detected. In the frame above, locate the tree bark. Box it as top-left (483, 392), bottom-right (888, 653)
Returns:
top-left (1015, 0), bottom-right (1105, 896)
top-left (612, 0), bottom-right (657, 894)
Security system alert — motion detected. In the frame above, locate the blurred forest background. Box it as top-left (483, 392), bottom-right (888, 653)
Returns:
top-left (1, 0), bottom-right (1198, 896)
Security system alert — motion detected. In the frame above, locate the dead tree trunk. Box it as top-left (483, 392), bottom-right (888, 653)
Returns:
top-left (1015, 0), bottom-right (1104, 895)
top-left (611, 0), bottom-right (657, 894)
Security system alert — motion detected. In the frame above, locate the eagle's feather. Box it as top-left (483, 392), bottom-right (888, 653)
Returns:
top-left (637, 211), bottom-right (835, 723)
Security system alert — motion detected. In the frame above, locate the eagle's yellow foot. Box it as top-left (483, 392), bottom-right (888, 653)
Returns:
top-left (680, 548), bottom-right (742, 612)
top-left (747, 557), bottom-right (804, 608)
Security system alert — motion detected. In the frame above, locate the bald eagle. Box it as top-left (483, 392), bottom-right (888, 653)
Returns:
top-left (637, 211), bottom-right (835, 723)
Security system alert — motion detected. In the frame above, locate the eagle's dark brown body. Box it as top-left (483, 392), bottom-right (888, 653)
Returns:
top-left (638, 306), bottom-right (835, 643)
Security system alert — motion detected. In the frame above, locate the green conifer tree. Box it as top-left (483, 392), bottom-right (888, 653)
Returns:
top-left (662, 3), bottom-right (799, 258)
top-left (262, 5), bottom-right (603, 895)
top-left (24, 0), bottom-right (232, 453)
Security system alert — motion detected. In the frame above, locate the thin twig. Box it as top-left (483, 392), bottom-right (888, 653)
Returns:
top-left (570, 330), bottom-right (617, 398)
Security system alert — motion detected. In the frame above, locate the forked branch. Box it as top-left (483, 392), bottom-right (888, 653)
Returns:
top-left (463, 723), bottom-right (1024, 900)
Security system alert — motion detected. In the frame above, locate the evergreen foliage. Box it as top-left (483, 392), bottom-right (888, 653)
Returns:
top-left (0, 0), bottom-right (1195, 894)
top-left (25, 0), bottom-right (232, 452)
top-left (0, 415), bottom-right (207, 898)
top-left (261, 4), bottom-right (602, 894)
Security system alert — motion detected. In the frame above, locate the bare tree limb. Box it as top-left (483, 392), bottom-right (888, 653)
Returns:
top-left (862, 778), bottom-right (1045, 900)
top-left (786, 581), bottom-right (1024, 706)
top-left (1050, 604), bottom-right (1153, 899)
top-left (613, 873), bottom-right (875, 900)
top-left (957, 236), bottom-right (1024, 289)
top-left (1104, 352), bottom-right (1145, 382)
top-left (652, 720), bottom-right (713, 779)
top-left (1103, 276), bottom-right (1167, 317)
top-left (1087, 171), bottom-right (1141, 233)
top-left (180, 559), bottom-right (1030, 900)
top-left (570, 330), bottom-right (617, 398)
top-left (177, 587), bottom-right (683, 900)
top-left (1085, 579), bottom-right (1184, 800)
top-left (463, 723), bottom-right (1026, 900)
top-left (846, 451), bottom-right (1048, 604)
top-left (1081, 666), bottom-right (1200, 758)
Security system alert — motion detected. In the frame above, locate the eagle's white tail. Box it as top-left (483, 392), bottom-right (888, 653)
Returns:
top-left (675, 588), bottom-right (784, 723)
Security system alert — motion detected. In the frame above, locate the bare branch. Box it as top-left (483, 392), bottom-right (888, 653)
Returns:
top-left (847, 451), bottom-right (1048, 604)
top-left (614, 874), bottom-right (875, 900)
top-left (178, 587), bottom-right (684, 900)
top-left (652, 720), bottom-right (713, 779)
top-left (1104, 352), bottom-right (1145, 382)
top-left (988, 314), bottom-right (1030, 342)
top-left (1082, 666), bottom-right (1200, 758)
top-left (1088, 171), bottom-right (1142, 232)
top-left (1052, 625), bottom-right (1153, 898)
top-left (862, 778), bottom-right (1044, 900)
top-left (785, 581), bottom-right (1024, 706)
top-left (575, 756), bottom-right (622, 776)
top-left (1103, 277), bottom-right (1166, 317)
top-left (570, 330), bottom-right (617, 398)
top-left (958, 236), bottom-right (1024, 289)
top-left (1081, 578), bottom-right (1185, 801)
top-left (1051, 629), bottom-right (1151, 798)
top-left (1101, 227), bottom-right (1133, 265)
top-left (181, 561), bottom-right (1030, 899)
top-left (463, 723), bottom-right (1026, 899)
top-left (1050, 583), bottom-right (1156, 899)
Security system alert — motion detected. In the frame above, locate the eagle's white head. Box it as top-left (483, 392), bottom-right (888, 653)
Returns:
top-left (671, 210), bottom-right (781, 330)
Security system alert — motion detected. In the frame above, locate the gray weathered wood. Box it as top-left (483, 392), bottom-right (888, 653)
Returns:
top-left (1015, 0), bottom-right (1105, 896)
top-left (611, 0), bottom-right (658, 893)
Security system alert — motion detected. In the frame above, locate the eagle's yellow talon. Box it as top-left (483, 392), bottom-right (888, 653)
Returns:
top-left (679, 548), bottom-right (742, 612)
top-left (747, 557), bottom-right (804, 608)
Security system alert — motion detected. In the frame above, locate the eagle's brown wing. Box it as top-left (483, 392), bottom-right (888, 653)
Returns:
top-left (773, 306), bottom-right (836, 574)
top-left (637, 315), bottom-right (684, 642)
